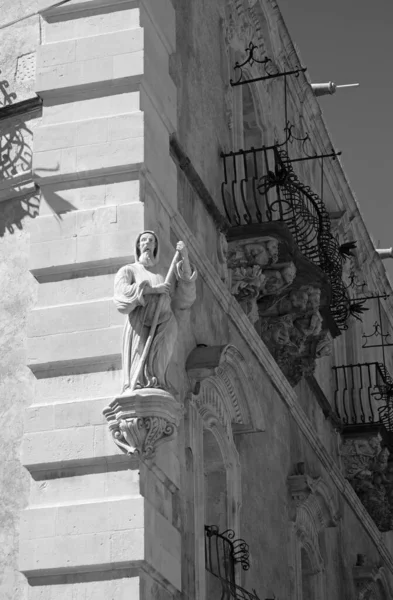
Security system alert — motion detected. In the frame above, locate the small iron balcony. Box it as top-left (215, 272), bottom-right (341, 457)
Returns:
top-left (204, 525), bottom-right (261, 600)
top-left (333, 362), bottom-right (393, 430)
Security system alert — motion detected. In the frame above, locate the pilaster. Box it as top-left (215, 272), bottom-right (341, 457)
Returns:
top-left (19, 1), bottom-right (180, 598)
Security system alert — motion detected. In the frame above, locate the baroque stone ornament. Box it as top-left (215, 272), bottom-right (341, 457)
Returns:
top-left (103, 389), bottom-right (182, 460)
top-left (227, 235), bottom-right (295, 324)
top-left (186, 344), bottom-right (265, 435)
top-left (103, 231), bottom-right (197, 459)
top-left (226, 222), bottom-right (335, 386)
top-left (340, 434), bottom-right (393, 532)
top-left (353, 565), bottom-right (391, 600)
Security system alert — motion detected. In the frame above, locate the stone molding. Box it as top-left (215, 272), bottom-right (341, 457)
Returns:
top-left (288, 474), bottom-right (339, 572)
top-left (353, 565), bottom-right (391, 600)
top-left (186, 344), bottom-right (265, 435)
top-left (164, 205), bottom-right (393, 575)
top-left (103, 388), bottom-right (182, 460)
top-left (186, 347), bottom-right (244, 538)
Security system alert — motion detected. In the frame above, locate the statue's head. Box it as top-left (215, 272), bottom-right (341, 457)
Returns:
top-left (135, 231), bottom-right (159, 267)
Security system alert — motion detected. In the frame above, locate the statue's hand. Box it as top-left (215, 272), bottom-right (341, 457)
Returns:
top-left (150, 282), bottom-right (171, 295)
top-left (176, 241), bottom-right (188, 261)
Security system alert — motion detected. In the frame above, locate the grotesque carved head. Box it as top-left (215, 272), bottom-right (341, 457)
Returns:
top-left (281, 262), bottom-right (296, 285)
top-left (266, 239), bottom-right (279, 263)
top-left (289, 288), bottom-right (309, 312)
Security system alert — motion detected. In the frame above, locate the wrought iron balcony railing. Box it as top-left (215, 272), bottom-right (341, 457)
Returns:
top-left (204, 525), bottom-right (261, 600)
top-left (333, 362), bottom-right (393, 429)
top-left (221, 144), bottom-right (349, 329)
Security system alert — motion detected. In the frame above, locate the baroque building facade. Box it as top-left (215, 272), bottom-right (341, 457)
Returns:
top-left (2, 1), bottom-right (393, 599)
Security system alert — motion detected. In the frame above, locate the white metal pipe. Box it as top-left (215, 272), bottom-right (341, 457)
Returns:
top-left (376, 248), bottom-right (393, 259)
top-left (311, 82), bottom-right (360, 97)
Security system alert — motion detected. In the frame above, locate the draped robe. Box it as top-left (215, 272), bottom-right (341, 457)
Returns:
top-left (114, 259), bottom-right (197, 392)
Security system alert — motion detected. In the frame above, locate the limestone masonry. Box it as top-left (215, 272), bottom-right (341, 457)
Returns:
top-left (1, 1), bottom-right (393, 599)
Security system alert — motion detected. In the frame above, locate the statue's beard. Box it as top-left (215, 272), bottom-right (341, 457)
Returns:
top-left (139, 250), bottom-right (155, 267)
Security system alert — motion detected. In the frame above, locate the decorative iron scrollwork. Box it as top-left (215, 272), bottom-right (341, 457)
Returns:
top-left (230, 42), bottom-right (306, 87)
top-left (205, 525), bottom-right (261, 600)
top-left (221, 144), bottom-right (350, 329)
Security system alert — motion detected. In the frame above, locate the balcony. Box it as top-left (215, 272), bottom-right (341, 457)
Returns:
top-left (333, 362), bottom-right (393, 431)
top-left (333, 362), bottom-right (393, 531)
top-left (204, 525), bottom-right (261, 600)
top-left (221, 145), bottom-right (347, 328)
top-left (222, 144), bottom-right (350, 385)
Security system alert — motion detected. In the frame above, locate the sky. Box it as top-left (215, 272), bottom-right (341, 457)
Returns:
top-left (277, 0), bottom-right (393, 281)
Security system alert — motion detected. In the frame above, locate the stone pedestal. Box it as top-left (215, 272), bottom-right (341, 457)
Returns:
top-left (103, 388), bottom-right (182, 459)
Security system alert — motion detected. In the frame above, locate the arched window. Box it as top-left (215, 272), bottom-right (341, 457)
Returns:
top-left (204, 428), bottom-right (228, 531)
top-left (184, 345), bottom-right (265, 599)
top-left (287, 473), bottom-right (340, 600)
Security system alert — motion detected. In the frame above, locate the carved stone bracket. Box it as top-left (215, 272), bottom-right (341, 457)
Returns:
top-left (226, 222), bottom-right (335, 386)
top-left (340, 432), bottom-right (393, 532)
top-left (103, 388), bottom-right (182, 460)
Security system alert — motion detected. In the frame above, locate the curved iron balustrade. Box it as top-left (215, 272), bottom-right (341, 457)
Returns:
top-left (333, 362), bottom-right (393, 427)
top-left (205, 525), bottom-right (261, 600)
top-left (221, 144), bottom-right (349, 329)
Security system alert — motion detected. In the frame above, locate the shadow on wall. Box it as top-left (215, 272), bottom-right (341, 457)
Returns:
top-left (0, 70), bottom-right (17, 107)
top-left (0, 120), bottom-right (33, 181)
top-left (0, 70), bottom-right (65, 233)
top-left (0, 193), bottom-right (40, 237)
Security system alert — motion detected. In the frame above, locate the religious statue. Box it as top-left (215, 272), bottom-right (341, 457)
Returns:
top-left (103, 231), bottom-right (197, 459)
top-left (114, 231), bottom-right (197, 393)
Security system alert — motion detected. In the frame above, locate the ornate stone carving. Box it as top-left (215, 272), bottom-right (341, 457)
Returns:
top-left (103, 231), bottom-right (197, 459)
top-left (287, 469), bottom-right (339, 593)
top-left (226, 223), bottom-right (335, 385)
top-left (340, 434), bottom-right (393, 532)
top-left (186, 344), bottom-right (265, 434)
top-left (353, 565), bottom-right (391, 600)
top-left (103, 388), bottom-right (182, 460)
top-left (227, 235), bottom-right (295, 324)
top-left (288, 473), bottom-right (340, 529)
top-left (217, 231), bottom-right (229, 284)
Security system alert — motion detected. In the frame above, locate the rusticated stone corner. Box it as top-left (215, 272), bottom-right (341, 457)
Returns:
top-left (103, 388), bottom-right (182, 460)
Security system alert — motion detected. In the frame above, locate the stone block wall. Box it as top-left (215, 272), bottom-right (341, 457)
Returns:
top-left (18, 1), bottom-right (182, 598)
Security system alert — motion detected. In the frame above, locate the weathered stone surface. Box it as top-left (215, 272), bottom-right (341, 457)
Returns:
top-left (0, 200), bottom-right (37, 599)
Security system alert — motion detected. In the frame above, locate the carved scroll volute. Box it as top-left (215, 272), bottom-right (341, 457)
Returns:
top-left (103, 388), bottom-right (182, 460)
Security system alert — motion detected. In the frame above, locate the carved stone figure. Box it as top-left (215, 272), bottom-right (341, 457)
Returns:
top-left (355, 473), bottom-right (393, 532)
top-left (228, 237), bottom-right (286, 323)
top-left (114, 231), bottom-right (197, 393)
top-left (340, 435), bottom-right (393, 531)
top-left (340, 436), bottom-right (386, 481)
top-left (258, 281), bottom-right (331, 385)
top-left (227, 236), bottom-right (296, 324)
top-left (103, 232), bottom-right (197, 459)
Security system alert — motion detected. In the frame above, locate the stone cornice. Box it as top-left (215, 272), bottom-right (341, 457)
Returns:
top-left (168, 207), bottom-right (393, 573)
